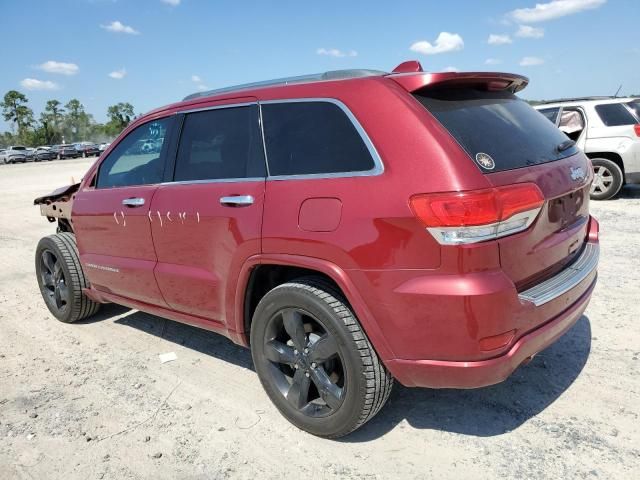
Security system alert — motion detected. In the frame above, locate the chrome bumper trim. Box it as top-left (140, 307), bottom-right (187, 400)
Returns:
top-left (518, 242), bottom-right (599, 307)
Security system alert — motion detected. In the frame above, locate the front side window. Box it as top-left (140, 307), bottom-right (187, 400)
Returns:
top-left (595, 103), bottom-right (637, 127)
top-left (97, 118), bottom-right (170, 188)
top-left (174, 105), bottom-right (265, 182)
top-left (261, 101), bottom-right (376, 176)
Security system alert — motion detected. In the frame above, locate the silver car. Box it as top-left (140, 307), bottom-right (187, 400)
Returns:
top-left (535, 97), bottom-right (640, 200)
top-left (0, 146), bottom-right (28, 164)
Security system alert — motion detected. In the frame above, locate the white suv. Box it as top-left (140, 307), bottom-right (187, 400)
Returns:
top-left (535, 97), bottom-right (640, 200)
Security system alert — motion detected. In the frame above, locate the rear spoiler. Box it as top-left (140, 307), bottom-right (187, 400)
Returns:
top-left (389, 70), bottom-right (529, 94)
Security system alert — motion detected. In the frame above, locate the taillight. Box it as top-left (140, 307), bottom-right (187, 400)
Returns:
top-left (634, 124), bottom-right (640, 137)
top-left (410, 183), bottom-right (544, 245)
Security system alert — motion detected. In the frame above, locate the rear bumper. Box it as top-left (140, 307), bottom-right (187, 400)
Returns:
top-left (386, 268), bottom-right (596, 389)
top-left (387, 274), bottom-right (595, 388)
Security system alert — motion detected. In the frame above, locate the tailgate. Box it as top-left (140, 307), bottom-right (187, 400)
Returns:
top-left (486, 154), bottom-right (592, 288)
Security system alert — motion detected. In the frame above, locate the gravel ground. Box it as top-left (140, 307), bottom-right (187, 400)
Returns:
top-left (0, 158), bottom-right (638, 479)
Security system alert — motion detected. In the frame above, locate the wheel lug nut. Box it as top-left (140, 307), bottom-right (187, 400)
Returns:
top-left (294, 364), bottom-right (299, 369)
top-left (311, 363), bottom-right (316, 369)
top-left (305, 372), bottom-right (310, 377)
top-left (293, 349), bottom-right (298, 355)
top-left (304, 348), bottom-right (309, 354)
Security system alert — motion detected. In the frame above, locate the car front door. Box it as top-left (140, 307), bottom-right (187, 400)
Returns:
top-left (150, 101), bottom-right (266, 323)
top-left (72, 116), bottom-right (174, 306)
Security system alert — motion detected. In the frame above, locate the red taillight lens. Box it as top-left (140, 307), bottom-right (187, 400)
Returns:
top-left (634, 124), bottom-right (640, 137)
top-left (410, 183), bottom-right (544, 228)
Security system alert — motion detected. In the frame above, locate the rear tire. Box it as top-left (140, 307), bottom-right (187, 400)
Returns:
top-left (35, 233), bottom-right (100, 323)
top-left (590, 158), bottom-right (623, 200)
top-left (250, 277), bottom-right (393, 438)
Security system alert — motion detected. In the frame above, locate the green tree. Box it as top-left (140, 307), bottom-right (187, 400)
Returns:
top-left (63, 98), bottom-right (94, 142)
top-left (106, 102), bottom-right (135, 136)
top-left (1, 90), bottom-right (34, 141)
top-left (38, 99), bottom-right (66, 144)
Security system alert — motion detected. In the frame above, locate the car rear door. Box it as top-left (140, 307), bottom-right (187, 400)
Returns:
top-left (149, 100), bottom-right (266, 323)
top-left (72, 116), bottom-right (175, 306)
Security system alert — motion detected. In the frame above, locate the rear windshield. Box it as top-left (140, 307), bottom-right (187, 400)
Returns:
top-left (595, 103), bottom-right (637, 126)
top-left (413, 89), bottom-right (580, 173)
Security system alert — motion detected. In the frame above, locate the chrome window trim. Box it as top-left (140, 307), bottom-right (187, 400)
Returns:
top-left (175, 101), bottom-right (257, 115)
top-left (160, 177), bottom-right (264, 187)
top-left (259, 98), bottom-right (385, 181)
top-left (518, 242), bottom-right (599, 307)
top-left (161, 97), bottom-right (384, 185)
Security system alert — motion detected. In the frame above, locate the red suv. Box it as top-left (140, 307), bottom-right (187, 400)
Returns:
top-left (34, 61), bottom-right (599, 438)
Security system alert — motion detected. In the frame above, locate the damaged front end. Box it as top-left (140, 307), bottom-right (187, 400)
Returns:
top-left (33, 183), bottom-right (80, 233)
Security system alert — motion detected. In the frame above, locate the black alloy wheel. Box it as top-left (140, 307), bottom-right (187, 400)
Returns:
top-left (251, 279), bottom-right (393, 438)
top-left (263, 307), bottom-right (345, 417)
top-left (39, 249), bottom-right (70, 312)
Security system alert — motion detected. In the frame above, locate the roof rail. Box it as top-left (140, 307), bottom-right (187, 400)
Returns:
top-left (182, 69), bottom-right (387, 101)
top-left (535, 96), bottom-right (623, 105)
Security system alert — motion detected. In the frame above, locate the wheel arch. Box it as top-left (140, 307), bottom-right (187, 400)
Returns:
top-left (232, 254), bottom-right (394, 361)
top-left (586, 152), bottom-right (625, 180)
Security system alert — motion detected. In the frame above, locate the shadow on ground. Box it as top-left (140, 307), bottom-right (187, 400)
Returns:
top-left (93, 304), bottom-right (591, 441)
top-left (616, 184), bottom-right (640, 199)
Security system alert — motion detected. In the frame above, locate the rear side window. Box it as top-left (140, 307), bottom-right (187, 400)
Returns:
top-left (413, 89), bottom-right (580, 173)
top-left (97, 118), bottom-right (170, 188)
top-left (261, 101), bottom-right (375, 176)
top-left (595, 103), bottom-right (637, 126)
top-left (174, 105), bottom-right (265, 181)
top-left (538, 107), bottom-right (560, 124)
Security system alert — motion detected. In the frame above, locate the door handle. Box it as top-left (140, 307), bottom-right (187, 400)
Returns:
top-left (219, 195), bottom-right (254, 207)
top-left (122, 197), bottom-right (145, 207)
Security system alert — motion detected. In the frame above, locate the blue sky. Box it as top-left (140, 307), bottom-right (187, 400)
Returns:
top-left (1, 0), bottom-right (639, 128)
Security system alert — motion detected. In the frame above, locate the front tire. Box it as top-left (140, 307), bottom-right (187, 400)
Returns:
top-left (35, 233), bottom-right (100, 323)
top-left (250, 278), bottom-right (393, 438)
top-left (590, 158), bottom-right (623, 200)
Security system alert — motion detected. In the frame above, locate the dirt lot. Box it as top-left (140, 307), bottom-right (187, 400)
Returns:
top-left (0, 158), bottom-right (638, 479)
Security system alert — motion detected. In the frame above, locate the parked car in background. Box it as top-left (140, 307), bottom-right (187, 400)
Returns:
top-left (535, 97), bottom-right (640, 200)
top-left (98, 142), bottom-right (111, 152)
top-left (34, 62), bottom-right (600, 438)
top-left (51, 144), bottom-right (80, 160)
top-left (0, 146), bottom-right (28, 164)
top-left (32, 146), bottom-right (57, 162)
top-left (74, 142), bottom-right (100, 158)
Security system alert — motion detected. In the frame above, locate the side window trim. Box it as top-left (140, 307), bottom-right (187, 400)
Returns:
top-left (259, 98), bottom-right (385, 181)
top-left (96, 115), bottom-right (175, 189)
top-left (156, 97), bottom-right (385, 186)
top-left (162, 101), bottom-right (267, 186)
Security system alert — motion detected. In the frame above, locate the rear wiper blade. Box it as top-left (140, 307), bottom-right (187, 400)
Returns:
top-left (557, 139), bottom-right (576, 152)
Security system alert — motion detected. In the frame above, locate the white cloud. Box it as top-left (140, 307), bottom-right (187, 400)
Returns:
top-left (509, 0), bottom-right (606, 23)
top-left (161, 0), bottom-right (181, 5)
top-left (488, 34), bottom-right (512, 45)
top-left (316, 48), bottom-right (357, 58)
top-left (516, 25), bottom-right (545, 38)
top-left (191, 75), bottom-right (202, 83)
top-left (109, 68), bottom-right (127, 79)
top-left (101, 21), bottom-right (140, 35)
top-left (37, 61), bottom-right (79, 76)
top-left (409, 32), bottom-right (464, 55)
top-left (485, 58), bottom-right (502, 65)
top-left (519, 56), bottom-right (545, 66)
top-left (443, 66), bottom-right (459, 72)
top-left (20, 78), bottom-right (59, 91)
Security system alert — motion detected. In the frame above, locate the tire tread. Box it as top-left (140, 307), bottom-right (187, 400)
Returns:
top-left (270, 277), bottom-right (393, 437)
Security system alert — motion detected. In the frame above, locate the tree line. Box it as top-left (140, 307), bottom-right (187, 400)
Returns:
top-left (0, 90), bottom-right (136, 147)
